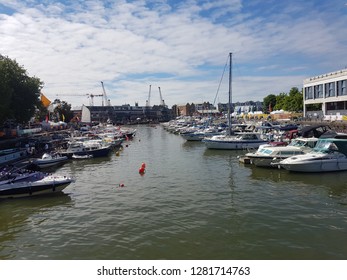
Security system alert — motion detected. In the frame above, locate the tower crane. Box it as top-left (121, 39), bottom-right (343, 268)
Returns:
top-left (100, 81), bottom-right (111, 106)
top-left (87, 93), bottom-right (103, 106)
top-left (146, 85), bottom-right (152, 107)
top-left (158, 86), bottom-right (166, 106)
top-left (55, 93), bottom-right (88, 97)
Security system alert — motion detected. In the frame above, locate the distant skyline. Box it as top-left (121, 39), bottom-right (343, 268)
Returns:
top-left (1, 0), bottom-right (347, 107)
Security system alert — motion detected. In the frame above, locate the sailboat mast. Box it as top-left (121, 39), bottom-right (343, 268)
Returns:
top-left (228, 52), bottom-right (232, 135)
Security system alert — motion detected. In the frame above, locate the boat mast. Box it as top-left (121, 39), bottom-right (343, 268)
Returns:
top-left (228, 52), bottom-right (232, 135)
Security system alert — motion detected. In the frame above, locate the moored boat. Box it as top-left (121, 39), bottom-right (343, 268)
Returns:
top-left (59, 140), bottom-right (112, 159)
top-left (277, 137), bottom-right (347, 172)
top-left (0, 167), bottom-right (73, 198)
top-left (245, 137), bottom-right (318, 168)
top-left (0, 148), bottom-right (28, 167)
top-left (203, 132), bottom-right (268, 150)
top-left (31, 153), bottom-right (68, 169)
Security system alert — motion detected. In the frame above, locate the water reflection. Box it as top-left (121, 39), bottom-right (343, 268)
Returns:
top-left (203, 148), bottom-right (246, 158)
top-left (0, 194), bottom-right (73, 259)
top-left (247, 164), bottom-right (347, 196)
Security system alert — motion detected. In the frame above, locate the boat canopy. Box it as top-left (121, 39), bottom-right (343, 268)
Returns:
top-left (312, 138), bottom-right (347, 156)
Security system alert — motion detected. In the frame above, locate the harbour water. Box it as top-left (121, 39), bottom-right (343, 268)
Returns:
top-left (1, 125), bottom-right (347, 260)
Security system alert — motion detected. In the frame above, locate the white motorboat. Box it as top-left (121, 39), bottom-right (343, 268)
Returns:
top-left (277, 138), bottom-right (347, 172)
top-left (245, 137), bottom-right (318, 167)
top-left (0, 167), bottom-right (74, 198)
top-left (180, 127), bottom-right (221, 141)
top-left (32, 153), bottom-right (68, 169)
top-left (203, 132), bottom-right (268, 150)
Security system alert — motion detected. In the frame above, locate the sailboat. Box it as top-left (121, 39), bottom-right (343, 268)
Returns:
top-left (202, 53), bottom-right (268, 150)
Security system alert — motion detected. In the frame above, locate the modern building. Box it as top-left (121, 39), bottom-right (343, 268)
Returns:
top-left (304, 69), bottom-right (347, 120)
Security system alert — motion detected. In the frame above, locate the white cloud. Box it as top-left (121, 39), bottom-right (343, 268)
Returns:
top-left (1, 0), bottom-right (347, 107)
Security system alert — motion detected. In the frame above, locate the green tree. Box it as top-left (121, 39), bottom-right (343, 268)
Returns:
top-left (52, 99), bottom-right (73, 122)
top-left (274, 92), bottom-right (287, 111)
top-left (0, 55), bottom-right (43, 125)
top-left (286, 87), bottom-right (303, 112)
top-left (263, 94), bottom-right (277, 113)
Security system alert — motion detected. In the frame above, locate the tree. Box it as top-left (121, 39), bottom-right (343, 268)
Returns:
top-left (263, 94), bottom-right (277, 113)
top-left (52, 99), bottom-right (73, 123)
top-left (286, 87), bottom-right (303, 112)
top-left (0, 55), bottom-right (43, 125)
top-left (274, 93), bottom-right (287, 111)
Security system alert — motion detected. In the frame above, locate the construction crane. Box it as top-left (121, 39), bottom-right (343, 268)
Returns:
top-left (146, 85), bottom-right (152, 107)
top-left (100, 81), bottom-right (111, 106)
top-left (87, 93), bottom-right (103, 106)
top-left (55, 93), bottom-right (89, 103)
top-left (56, 94), bottom-right (88, 97)
top-left (158, 86), bottom-right (166, 106)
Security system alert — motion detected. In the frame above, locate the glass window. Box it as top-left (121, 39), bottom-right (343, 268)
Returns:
top-left (325, 82), bottom-right (335, 97)
top-left (314, 84), bottom-right (323, 98)
top-left (305, 87), bottom-right (313, 99)
top-left (337, 80), bottom-right (347, 96)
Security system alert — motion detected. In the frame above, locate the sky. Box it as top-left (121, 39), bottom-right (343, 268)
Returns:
top-left (1, 0), bottom-right (347, 108)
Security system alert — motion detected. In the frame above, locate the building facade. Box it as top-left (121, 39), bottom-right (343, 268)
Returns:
top-left (80, 104), bottom-right (172, 124)
top-left (304, 69), bottom-right (347, 119)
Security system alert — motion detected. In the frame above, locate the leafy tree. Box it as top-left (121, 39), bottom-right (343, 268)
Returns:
top-left (263, 94), bottom-right (277, 113)
top-left (0, 55), bottom-right (43, 125)
top-left (286, 87), bottom-right (303, 112)
top-left (265, 88), bottom-right (303, 113)
top-left (274, 93), bottom-right (287, 111)
top-left (52, 99), bottom-right (73, 122)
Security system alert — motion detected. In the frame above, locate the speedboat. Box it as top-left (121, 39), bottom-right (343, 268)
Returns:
top-left (32, 153), bottom-right (68, 169)
top-left (0, 167), bottom-right (74, 198)
top-left (277, 138), bottom-right (347, 172)
top-left (245, 137), bottom-right (318, 168)
top-left (203, 132), bottom-right (268, 150)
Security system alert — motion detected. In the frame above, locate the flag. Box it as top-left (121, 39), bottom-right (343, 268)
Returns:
top-left (40, 93), bottom-right (51, 108)
top-left (62, 114), bottom-right (65, 122)
top-left (45, 115), bottom-right (49, 122)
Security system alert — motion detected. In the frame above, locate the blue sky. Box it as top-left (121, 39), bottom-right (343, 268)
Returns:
top-left (1, 0), bottom-right (347, 108)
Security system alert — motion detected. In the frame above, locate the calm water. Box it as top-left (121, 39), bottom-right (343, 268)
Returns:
top-left (1, 125), bottom-right (347, 260)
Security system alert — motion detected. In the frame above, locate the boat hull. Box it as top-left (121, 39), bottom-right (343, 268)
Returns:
top-left (280, 159), bottom-right (347, 172)
top-left (248, 156), bottom-right (280, 167)
top-left (0, 148), bottom-right (28, 167)
top-left (33, 157), bottom-right (68, 168)
top-left (61, 146), bottom-right (111, 159)
top-left (203, 139), bottom-right (267, 150)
